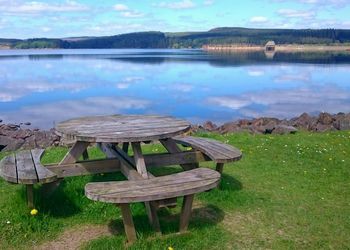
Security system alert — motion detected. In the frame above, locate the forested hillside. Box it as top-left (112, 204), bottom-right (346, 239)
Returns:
top-left (1, 28), bottom-right (350, 49)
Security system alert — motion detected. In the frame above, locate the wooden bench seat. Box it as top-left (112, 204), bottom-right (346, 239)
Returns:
top-left (0, 149), bottom-right (57, 207)
top-left (174, 136), bottom-right (242, 173)
top-left (85, 168), bottom-right (220, 243)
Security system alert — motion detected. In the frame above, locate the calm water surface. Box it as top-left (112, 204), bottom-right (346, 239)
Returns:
top-left (1, 49), bottom-right (350, 129)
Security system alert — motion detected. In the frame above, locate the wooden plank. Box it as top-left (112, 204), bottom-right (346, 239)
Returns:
top-left (143, 151), bottom-right (209, 168)
top-left (119, 203), bottom-right (137, 243)
top-left (0, 154), bottom-right (18, 183)
top-left (85, 168), bottom-right (220, 203)
top-left (16, 150), bottom-right (38, 184)
top-left (131, 142), bottom-right (148, 179)
top-left (44, 151), bottom-right (209, 178)
top-left (98, 143), bottom-right (141, 181)
top-left (174, 136), bottom-right (242, 163)
top-left (59, 141), bottom-right (90, 165)
top-left (55, 115), bottom-right (191, 143)
top-left (31, 149), bottom-right (57, 184)
top-left (98, 143), bottom-right (160, 230)
top-left (45, 158), bottom-right (121, 178)
top-left (160, 138), bottom-right (198, 171)
top-left (179, 194), bottom-right (194, 232)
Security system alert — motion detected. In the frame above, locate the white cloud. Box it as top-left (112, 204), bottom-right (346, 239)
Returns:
top-left (279, 0), bottom-right (350, 8)
top-left (0, 81), bottom-right (89, 102)
top-left (116, 76), bottom-right (145, 89)
top-left (0, 1), bottom-right (89, 14)
top-left (277, 9), bottom-right (315, 19)
top-left (114, 4), bottom-right (129, 11)
top-left (0, 97), bottom-right (150, 129)
top-left (250, 16), bottom-right (269, 24)
top-left (113, 4), bottom-right (144, 18)
top-left (207, 86), bottom-right (350, 118)
top-left (121, 11), bottom-right (144, 18)
top-left (247, 70), bottom-right (265, 77)
top-left (157, 0), bottom-right (196, 9)
top-left (172, 83), bottom-right (193, 92)
top-left (41, 27), bottom-right (51, 32)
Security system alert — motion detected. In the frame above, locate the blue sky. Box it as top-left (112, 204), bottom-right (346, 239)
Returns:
top-left (0, 0), bottom-right (350, 39)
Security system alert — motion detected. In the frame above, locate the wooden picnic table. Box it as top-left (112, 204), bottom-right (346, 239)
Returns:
top-left (0, 114), bottom-right (242, 243)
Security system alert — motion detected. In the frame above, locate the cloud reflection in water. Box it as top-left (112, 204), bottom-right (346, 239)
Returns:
top-left (1, 50), bottom-right (350, 127)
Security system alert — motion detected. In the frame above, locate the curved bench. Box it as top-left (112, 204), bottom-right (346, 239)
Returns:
top-left (174, 136), bottom-right (242, 173)
top-left (85, 167), bottom-right (220, 243)
top-left (0, 149), bottom-right (57, 207)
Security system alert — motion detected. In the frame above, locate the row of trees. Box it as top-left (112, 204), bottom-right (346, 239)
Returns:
top-left (2, 28), bottom-right (350, 49)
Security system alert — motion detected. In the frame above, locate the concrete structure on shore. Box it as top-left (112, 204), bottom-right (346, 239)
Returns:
top-left (265, 41), bottom-right (275, 51)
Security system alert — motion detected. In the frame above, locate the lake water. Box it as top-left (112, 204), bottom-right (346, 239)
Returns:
top-left (1, 49), bottom-right (350, 129)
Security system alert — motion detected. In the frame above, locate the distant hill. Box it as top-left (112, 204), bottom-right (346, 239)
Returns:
top-left (2, 27), bottom-right (350, 49)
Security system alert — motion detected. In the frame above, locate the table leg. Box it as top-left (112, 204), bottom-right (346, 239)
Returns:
top-left (43, 141), bottom-right (90, 196)
top-left (131, 142), bottom-right (148, 179)
top-left (82, 149), bottom-right (89, 160)
top-left (119, 203), bottom-right (137, 244)
top-left (160, 138), bottom-right (199, 171)
top-left (215, 163), bottom-right (224, 174)
top-left (131, 142), bottom-right (161, 233)
top-left (179, 194), bottom-right (194, 232)
top-left (60, 141), bottom-right (90, 165)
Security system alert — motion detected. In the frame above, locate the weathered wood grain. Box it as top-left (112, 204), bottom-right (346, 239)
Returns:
top-left (15, 150), bottom-right (38, 184)
top-left (179, 194), bottom-right (194, 232)
top-left (31, 149), bottom-right (57, 184)
top-left (85, 168), bottom-right (220, 203)
top-left (174, 136), bottom-right (242, 163)
top-left (98, 143), bottom-right (160, 231)
top-left (119, 203), bottom-right (137, 243)
top-left (56, 115), bottom-right (190, 143)
top-left (45, 158), bottom-right (121, 178)
top-left (131, 142), bottom-right (149, 179)
top-left (0, 154), bottom-right (17, 183)
top-left (160, 138), bottom-right (198, 171)
top-left (59, 141), bottom-right (90, 165)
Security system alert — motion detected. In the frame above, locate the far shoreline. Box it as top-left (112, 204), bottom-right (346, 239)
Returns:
top-left (1, 44), bottom-right (350, 52)
top-left (203, 44), bottom-right (350, 52)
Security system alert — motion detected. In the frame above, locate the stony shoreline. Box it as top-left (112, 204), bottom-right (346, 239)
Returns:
top-left (1, 112), bottom-right (349, 152)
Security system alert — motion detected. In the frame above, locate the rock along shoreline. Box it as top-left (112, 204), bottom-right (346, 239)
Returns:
top-left (1, 112), bottom-right (350, 152)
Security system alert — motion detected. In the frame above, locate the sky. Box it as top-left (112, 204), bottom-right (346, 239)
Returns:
top-left (0, 0), bottom-right (350, 39)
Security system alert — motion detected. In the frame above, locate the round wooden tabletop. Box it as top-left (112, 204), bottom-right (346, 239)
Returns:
top-left (55, 115), bottom-right (191, 143)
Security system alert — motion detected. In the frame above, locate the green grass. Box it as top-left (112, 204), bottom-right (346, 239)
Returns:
top-left (0, 131), bottom-right (349, 249)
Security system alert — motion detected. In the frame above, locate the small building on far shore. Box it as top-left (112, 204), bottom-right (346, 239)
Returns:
top-left (265, 41), bottom-right (276, 51)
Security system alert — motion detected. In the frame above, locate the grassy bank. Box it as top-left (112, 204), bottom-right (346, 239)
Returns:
top-left (0, 131), bottom-right (349, 249)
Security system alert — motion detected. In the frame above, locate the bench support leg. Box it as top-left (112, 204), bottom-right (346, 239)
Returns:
top-left (26, 184), bottom-right (34, 208)
top-left (122, 142), bottom-right (129, 154)
top-left (119, 203), bottom-right (137, 244)
top-left (148, 202), bottom-right (161, 234)
top-left (82, 149), bottom-right (89, 160)
top-left (216, 163), bottom-right (224, 174)
top-left (179, 194), bottom-right (194, 233)
top-left (41, 178), bottom-right (63, 197)
top-left (160, 139), bottom-right (199, 171)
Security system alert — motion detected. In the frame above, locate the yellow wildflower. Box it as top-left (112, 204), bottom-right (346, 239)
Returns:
top-left (168, 247), bottom-right (174, 250)
top-left (30, 209), bottom-right (38, 216)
